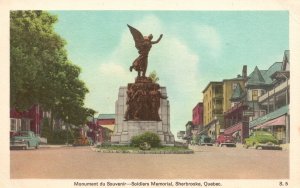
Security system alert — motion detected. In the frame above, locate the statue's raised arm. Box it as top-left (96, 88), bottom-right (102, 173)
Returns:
top-left (127, 24), bottom-right (163, 78)
top-left (151, 34), bottom-right (163, 44)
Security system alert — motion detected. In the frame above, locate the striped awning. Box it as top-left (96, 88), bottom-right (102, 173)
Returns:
top-left (224, 122), bottom-right (242, 135)
top-left (254, 115), bottom-right (286, 129)
top-left (249, 105), bottom-right (288, 128)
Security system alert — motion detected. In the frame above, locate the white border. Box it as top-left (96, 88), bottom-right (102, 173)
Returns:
top-left (1, 0), bottom-right (300, 188)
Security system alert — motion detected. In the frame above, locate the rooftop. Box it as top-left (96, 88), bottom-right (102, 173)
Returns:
top-left (97, 114), bottom-right (116, 120)
top-left (223, 76), bottom-right (245, 82)
top-left (247, 66), bottom-right (265, 86)
top-left (202, 81), bottom-right (222, 93)
top-left (247, 62), bottom-right (282, 87)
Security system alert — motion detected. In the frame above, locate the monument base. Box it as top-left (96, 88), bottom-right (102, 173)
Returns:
top-left (111, 121), bottom-right (175, 145)
top-left (111, 86), bottom-right (175, 146)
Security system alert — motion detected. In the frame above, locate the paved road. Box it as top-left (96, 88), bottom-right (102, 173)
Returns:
top-left (10, 145), bottom-right (288, 179)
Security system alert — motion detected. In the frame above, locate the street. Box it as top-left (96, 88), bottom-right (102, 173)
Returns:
top-left (10, 145), bottom-right (288, 179)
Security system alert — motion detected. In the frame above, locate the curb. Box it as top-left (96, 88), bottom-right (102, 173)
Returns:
top-left (40, 145), bottom-right (75, 148)
top-left (92, 148), bottom-right (194, 154)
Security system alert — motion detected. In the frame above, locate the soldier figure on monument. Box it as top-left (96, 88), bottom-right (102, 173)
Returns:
top-left (132, 86), bottom-right (147, 120)
top-left (149, 84), bottom-right (167, 121)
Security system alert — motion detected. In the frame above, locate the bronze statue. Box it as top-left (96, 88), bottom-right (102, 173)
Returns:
top-left (124, 25), bottom-right (166, 121)
top-left (149, 84), bottom-right (167, 121)
top-left (127, 24), bottom-right (163, 77)
top-left (124, 83), bottom-right (167, 121)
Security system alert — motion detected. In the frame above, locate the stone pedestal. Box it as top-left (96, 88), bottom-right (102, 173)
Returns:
top-left (111, 86), bottom-right (175, 145)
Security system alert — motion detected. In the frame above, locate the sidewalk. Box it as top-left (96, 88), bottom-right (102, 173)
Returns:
top-left (39, 144), bottom-right (73, 148)
top-left (236, 143), bottom-right (244, 149)
top-left (280, 144), bottom-right (289, 151)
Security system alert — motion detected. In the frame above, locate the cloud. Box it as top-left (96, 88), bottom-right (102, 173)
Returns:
top-left (83, 38), bottom-right (135, 114)
top-left (194, 25), bottom-right (222, 58)
top-left (99, 63), bottom-right (127, 76)
top-left (152, 36), bottom-right (201, 135)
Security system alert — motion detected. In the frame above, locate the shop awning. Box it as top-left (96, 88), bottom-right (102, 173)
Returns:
top-left (100, 124), bottom-right (115, 132)
top-left (232, 131), bottom-right (240, 137)
top-left (254, 115), bottom-right (286, 129)
top-left (224, 122), bottom-right (242, 135)
top-left (249, 105), bottom-right (289, 128)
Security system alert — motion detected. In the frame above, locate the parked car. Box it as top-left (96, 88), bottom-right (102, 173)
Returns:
top-left (244, 131), bottom-right (282, 150)
top-left (198, 135), bottom-right (213, 146)
top-left (10, 131), bottom-right (40, 150)
top-left (216, 134), bottom-right (236, 147)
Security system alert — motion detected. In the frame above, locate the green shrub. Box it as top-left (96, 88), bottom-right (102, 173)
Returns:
top-left (48, 129), bottom-right (74, 144)
top-left (130, 132), bottom-right (161, 148)
top-left (139, 142), bottom-right (151, 150)
top-left (101, 141), bottom-right (112, 147)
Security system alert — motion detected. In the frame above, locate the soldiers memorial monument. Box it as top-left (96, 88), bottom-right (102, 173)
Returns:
top-left (111, 25), bottom-right (175, 145)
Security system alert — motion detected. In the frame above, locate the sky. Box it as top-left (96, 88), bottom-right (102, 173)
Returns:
top-left (50, 11), bottom-right (288, 137)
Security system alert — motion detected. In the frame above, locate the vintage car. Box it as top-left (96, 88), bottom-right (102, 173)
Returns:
top-left (244, 131), bottom-right (282, 150)
top-left (215, 134), bottom-right (236, 147)
top-left (198, 135), bottom-right (213, 146)
top-left (10, 131), bottom-right (40, 150)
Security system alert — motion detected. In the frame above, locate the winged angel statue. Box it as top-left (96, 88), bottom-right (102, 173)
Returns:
top-left (127, 24), bottom-right (163, 77)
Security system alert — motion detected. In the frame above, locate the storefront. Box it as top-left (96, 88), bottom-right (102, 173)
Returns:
top-left (223, 100), bottom-right (249, 143)
top-left (224, 121), bottom-right (249, 143)
top-left (250, 105), bottom-right (289, 144)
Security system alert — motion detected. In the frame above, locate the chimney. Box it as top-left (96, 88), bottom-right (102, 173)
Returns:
top-left (242, 65), bottom-right (247, 78)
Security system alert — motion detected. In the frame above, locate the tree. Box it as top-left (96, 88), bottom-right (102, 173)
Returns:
top-left (10, 11), bottom-right (94, 126)
top-left (41, 117), bottom-right (52, 139)
top-left (11, 11), bottom-right (63, 110)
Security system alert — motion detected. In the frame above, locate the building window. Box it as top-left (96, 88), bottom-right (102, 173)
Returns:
top-left (260, 110), bottom-right (266, 117)
top-left (10, 118), bottom-right (21, 131)
top-left (232, 83), bottom-right (237, 89)
top-left (21, 119), bottom-right (31, 131)
top-left (215, 86), bottom-right (223, 94)
top-left (43, 111), bottom-right (51, 118)
top-left (252, 90), bottom-right (258, 101)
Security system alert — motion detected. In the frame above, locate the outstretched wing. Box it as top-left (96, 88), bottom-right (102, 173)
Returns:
top-left (127, 24), bottom-right (144, 50)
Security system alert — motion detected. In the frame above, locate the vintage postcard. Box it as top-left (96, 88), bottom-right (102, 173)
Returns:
top-left (1, 0), bottom-right (300, 188)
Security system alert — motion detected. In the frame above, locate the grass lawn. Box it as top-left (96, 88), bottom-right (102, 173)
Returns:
top-left (96, 145), bottom-right (192, 152)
